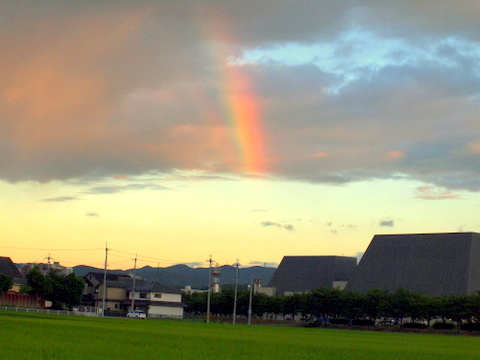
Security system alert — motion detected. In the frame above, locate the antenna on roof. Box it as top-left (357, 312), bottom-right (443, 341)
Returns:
top-left (44, 253), bottom-right (54, 269)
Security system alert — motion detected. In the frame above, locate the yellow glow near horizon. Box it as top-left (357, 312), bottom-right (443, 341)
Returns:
top-left (1, 175), bottom-right (478, 270)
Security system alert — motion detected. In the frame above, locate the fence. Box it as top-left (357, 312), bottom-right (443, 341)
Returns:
top-left (0, 306), bottom-right (72, 316)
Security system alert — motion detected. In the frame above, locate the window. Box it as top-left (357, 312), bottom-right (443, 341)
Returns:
top-left (154, 293), bottom-right (162, 299)
top-left (140, 292), bottom-right (148, 299)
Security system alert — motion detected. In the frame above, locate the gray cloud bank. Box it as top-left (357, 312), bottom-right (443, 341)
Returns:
top-left (1, 2), bottom-right (480, 190)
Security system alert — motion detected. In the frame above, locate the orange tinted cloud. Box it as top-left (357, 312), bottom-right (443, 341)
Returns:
top-left (313, 152), bottom-right (330, 158)
top-left (385, 150), bottom-right (405, 160)
top-left (466, 141), bottom-right (480, 154)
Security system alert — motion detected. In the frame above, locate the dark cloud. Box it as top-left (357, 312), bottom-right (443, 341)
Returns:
top-left (1, 2), bottom-right (480, 191)
top-left (40, 196), bottom-right (81, 202)
top-left (260, 221), bottom-right (294, 232)
top-left (85, 212), bottom-right (99, 217)
top-left (379, 219), bottom-right (395, 227)
top-left (248, 261), bottom-right (278, 268)
top-left (84, 183), bottom-right (170, 195)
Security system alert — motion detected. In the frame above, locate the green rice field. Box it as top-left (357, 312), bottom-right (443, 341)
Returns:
top-left (0, 312), bottom-right (479, 359)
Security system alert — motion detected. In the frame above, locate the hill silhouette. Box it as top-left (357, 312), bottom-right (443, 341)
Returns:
top-left (73, 264), bottom-right (276, 289)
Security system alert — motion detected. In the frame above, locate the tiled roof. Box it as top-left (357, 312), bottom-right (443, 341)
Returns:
top-left (268, 256), bottom-right (357, 296)
top-left (0, 257), bottom-right (23, 278)
top-left (104, 278), bottom-right (182, 294)
top-left (345, 232), bottom-right (480, 296)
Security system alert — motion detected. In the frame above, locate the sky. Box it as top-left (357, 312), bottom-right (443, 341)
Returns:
top-left (1, 1), bottom-right (480, 270)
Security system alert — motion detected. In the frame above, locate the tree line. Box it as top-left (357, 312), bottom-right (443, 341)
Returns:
top-left (184, 286), bottom-right (480, 328)
top-left (0, 265), bottom-right (85, 310)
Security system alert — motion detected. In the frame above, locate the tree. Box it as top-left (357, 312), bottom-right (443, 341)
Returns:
top-left (363, 288), bottom-right (389, 321)
top-left (59, 272), bottom-right (85, 309)
top-left (340, 290), bottom-right (365, 320)
top-left (383, 288), bottom-right (419, 325)
top-left (26, 265), bottom-right (52, 299)
top-left (301, 287), bottom-right (342, 321)
top-left (26, 266), bottom-right (85, 310)
top-left (0, 274), bottom-right (13, 295)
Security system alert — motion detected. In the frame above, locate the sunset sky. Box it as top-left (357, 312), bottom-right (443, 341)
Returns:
top-left (1, 1), bottom-right (480, 270)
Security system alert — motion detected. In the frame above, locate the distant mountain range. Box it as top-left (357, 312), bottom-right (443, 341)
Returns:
top-left (73, 264), bottom-right (276, 289)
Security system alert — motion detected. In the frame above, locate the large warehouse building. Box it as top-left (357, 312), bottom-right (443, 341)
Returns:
top-left (345, 232), bottom-right (480, 296)
top-left (267, 256), bottom-right (357, 296)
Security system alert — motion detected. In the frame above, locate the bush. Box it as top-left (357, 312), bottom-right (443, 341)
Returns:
top-left (329, 318), bottom-right (350, 325)
top-left (432, 322), bottom-right (455, 330)
top-left (402, 322), bottom-right (428, 329)
top-left (351, 319), bottom-right (375, 326)
top-left (460, 323), bottom-right (480, 331)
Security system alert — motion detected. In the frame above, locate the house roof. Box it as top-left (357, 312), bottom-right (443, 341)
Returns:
top-left (345, 232), bottom-right (480, 296)
top-left (267, 256), bottom-right (357, 296)
top-left (0, 257), bottom-right (23, 279)
top-left (85, 272), bottom-right (131, 282)
top-left (105, 279), bottom-right (182, 294)
top-left (132, 282), bottom-right (183, 294)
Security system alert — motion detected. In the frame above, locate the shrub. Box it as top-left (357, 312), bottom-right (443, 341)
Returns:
top-left (351, 319), bottom-right (375, 326)
top-left (432, 322), bottom-right (455, 330)
top-left (402, 322), bottom-right (428, 329)
top-left (329, 318), bottom-right (350, 325)
top-left (460, 323), bottom-right (480, 331)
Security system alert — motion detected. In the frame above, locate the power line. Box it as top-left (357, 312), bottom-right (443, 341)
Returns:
top-left (0, 245), bottom-right (103, 252)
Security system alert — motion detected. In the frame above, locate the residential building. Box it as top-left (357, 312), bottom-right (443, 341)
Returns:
top-left (84, 272), bottom-right (185, 318)
top-left (0, 256), bottom-right (44, 308)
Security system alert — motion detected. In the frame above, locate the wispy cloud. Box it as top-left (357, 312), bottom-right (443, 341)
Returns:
top-left (326, 221), bottom-right (357, 234)
top-left (416, 185), bottom-right (461, 200)
top-left (84, 183), bottom-right (170, 195)
top-left (260, 221), bottom-right (294, 231)
top-left (40, 196), bottom-right (81, 202)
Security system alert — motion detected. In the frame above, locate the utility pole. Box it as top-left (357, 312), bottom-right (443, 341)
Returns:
top-left (131, 254), bottom-right (137, 312)
top-left (101, 244), bottom-right (109, 317)
top-left (206, 255), bottom-right (213, 323)
top-left (232, 259), bottom-right (240, 324)
top-left (248, 275), bottom-right (253, 325)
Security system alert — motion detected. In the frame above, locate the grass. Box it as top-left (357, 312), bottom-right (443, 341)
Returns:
top-left (0, 312), bottom-right (479, 359)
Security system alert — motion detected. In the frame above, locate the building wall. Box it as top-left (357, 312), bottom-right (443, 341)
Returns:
top-left (148, 292), bottom-right (181, 302)
top-left (148, 305), bottom-right (183, 318)
top-left (0, 293), bottom-right (44, 308)
top-left (468, 233), bottom-right (480, 293)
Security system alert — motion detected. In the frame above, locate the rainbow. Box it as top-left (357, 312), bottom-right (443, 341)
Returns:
top-left (200, 18), bottom-right (268, 175)
top-left (219, 62), bottom-right (267, 174)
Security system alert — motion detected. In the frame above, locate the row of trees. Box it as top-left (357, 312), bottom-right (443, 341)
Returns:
top-left (184, 286), bottom-right (480, 326)
top-left (23, 266), bottom-right (85, 310)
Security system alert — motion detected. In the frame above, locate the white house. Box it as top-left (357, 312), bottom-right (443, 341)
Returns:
top-left (126, 282), bottom-right (185, 319)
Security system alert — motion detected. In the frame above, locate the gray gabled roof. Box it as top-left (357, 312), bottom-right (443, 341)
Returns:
top-left (85, 272), bottom-right (131, 282)
top-left (268, 256), bottom-right (357, 296)
top-left (105, 278), bottom-right (182, 294)
top-left (345, 232), bottom-right (480, 296)
top-left (0, 257), bottom-right (22, 279)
